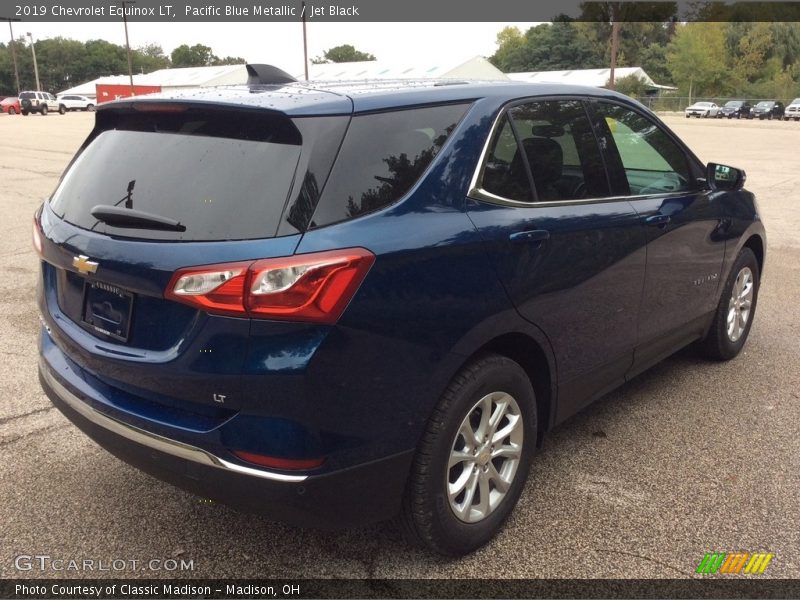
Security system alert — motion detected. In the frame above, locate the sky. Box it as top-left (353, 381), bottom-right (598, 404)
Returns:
top-left (18, 22), bottom-right (540, 75)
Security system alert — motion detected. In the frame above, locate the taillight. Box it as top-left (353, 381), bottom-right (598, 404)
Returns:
top-left (167, 261), bottom-right (250, 316)
top-left (32, 216), bottom-right (43, 256)
top-left (165, 248), bottom-right (375, 324)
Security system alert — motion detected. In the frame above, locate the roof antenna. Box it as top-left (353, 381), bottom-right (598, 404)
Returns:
top-left (245, 64), bottom-right (297, 85)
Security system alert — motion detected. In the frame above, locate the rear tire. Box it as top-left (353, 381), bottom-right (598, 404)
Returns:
top-left (87, 104), bottom-right (95, 111)
top-left (400, 354), bottom-right (536, 556)
top-left (702, 248), bottom-right (760, 361)
top-left (21, 111), bottom-right (28, 116)
top-left (8, 107), bottom-right (16, 115)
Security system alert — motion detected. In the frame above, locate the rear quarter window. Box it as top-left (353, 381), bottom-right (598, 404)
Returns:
top-left (309, 103), bottom-right (469, 229)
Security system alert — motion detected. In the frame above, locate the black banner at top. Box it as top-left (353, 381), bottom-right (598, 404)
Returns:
top-left (3, 0), bottom-right (800, 22)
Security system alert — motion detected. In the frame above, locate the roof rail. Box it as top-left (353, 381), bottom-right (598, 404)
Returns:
top-left (246, 64), bottom-right (297, 85)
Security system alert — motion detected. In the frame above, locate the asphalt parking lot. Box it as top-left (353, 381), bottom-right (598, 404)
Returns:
top-left (1, 111), bottom-right (798, 579)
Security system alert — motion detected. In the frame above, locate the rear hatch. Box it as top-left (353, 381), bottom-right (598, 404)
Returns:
top-left (37, 98), bottom-right (350, 426)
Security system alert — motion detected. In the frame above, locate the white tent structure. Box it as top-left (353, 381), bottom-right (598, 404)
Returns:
top-left (58, 65), bottom-right (248, 99)
top-left (296, 56), bottom-right (508, 81)
top-left (506, 67), bottom-right (676, 92)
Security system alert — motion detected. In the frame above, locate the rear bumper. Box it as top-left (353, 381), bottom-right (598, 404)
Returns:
top-left (39, 357), bottom-right (413, 529)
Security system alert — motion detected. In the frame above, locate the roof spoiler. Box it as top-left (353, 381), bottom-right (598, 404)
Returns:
top-left (246, 64), bottom-right (297, 85)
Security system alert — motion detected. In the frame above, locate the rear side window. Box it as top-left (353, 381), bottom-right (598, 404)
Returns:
top-left (50, 108), bottom-right (310, 241)
top-left (480, 99), bottom-right (609, 203)
top-left (482, 116), bottom-right (532, 202)
top-left (309, 103), bottom-right (469, 228)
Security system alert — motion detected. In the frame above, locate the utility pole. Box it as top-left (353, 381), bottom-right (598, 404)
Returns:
top-left (26, 32), bottom-right (40, 91)
top-left (301, 1), bottom-right (309, 80)
top-left (2, 17), bottom-right (21, 94)
top-left (608, 4), bottom-right (620, 90)
top-left (120, 0), bottom-right (136, 92)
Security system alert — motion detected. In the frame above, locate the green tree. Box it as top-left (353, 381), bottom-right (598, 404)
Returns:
top-left (666, 23), bottom-right (729, 100)
top-left (638, 44), bottom-right (672, 84)
top-left (212, 55), bottom-right (246, 66)
top-left (489, 27), bottom-right (527, 72)
top-left (171, 43), bottom-right (215, 67)
top-left (490, 22), bottom-right (601, 72)
top-left (134, 43), bottom-right (171, 72)
top-left (730, 23), bottom-right (774, 85)
top-left (311, 44), bottom-right (375, 64)
top-left (610, 73), bottom-right (650, 97)
top-left (171, 44), bottom-right (243, 67)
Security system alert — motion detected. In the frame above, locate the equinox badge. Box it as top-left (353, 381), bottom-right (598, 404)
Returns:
top-left (72, 255), bottom-right (99, 275)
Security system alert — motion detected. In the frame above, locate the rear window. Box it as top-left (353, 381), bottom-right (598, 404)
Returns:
top-left (19, 92), bottom-right (35, 99)
top-left (309, 103), bottom-right (469, 229)
top-left (50, 108), bottom-right (310, 241)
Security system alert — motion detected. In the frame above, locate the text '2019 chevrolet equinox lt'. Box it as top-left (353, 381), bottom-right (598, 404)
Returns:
top-left (36, 65), bottom-right (766, 556)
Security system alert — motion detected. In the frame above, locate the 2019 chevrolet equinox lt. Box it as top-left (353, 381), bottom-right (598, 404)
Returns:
top-left (36, 65), bottom-right (766, 556)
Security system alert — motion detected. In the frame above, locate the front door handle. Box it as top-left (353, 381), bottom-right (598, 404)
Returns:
top-left (644, 214), bottom-right (671, 227)
top-left (509, 229), bottom-right (550, 244)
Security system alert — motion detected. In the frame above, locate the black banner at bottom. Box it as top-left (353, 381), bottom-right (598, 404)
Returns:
top-left (2, 579), bottom-right (800, 599)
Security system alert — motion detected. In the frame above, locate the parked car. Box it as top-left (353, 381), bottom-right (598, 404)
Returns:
top-left (0, 96), bottom-right (20, 115)
top-left (783, 98), bottom-right (800, 121)
top-left (57, 94), bottom-right (95, 111)
top-left (684, 101), bottom-right (720, 118)
top-left (19, 91), bottom-right (63, 115)
top-left (750, 100), bottom-right (784, 120)
top-left (35, 67), bottom-right (766, 556)
top-left (719, 100), bottom-right (752, 119)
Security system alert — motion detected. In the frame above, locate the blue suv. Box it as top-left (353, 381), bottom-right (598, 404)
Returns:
top-left (36, 66), bottom-right (765, 555)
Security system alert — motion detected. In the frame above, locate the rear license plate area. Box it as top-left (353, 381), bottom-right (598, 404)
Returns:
top-left (82, 281), bottom-right (134, 342)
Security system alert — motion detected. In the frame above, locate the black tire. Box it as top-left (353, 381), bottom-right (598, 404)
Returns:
top-left (21, 111), bottom-right (28, 116)
top-left (59, 105), bottom-right (66, 115)
top-left (400, 354), bottom-right (537, 556)
top-left (41, 105), bottom-right (48, 116)
top-left (87, 104), bottom-right (95, 111)
top-left (702, 248), bottom-right (760, 361)
top-left (8, 107), bottom-right (16, 115)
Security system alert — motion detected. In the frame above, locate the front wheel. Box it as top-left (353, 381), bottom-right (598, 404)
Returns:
top-left (59, 105), bottom-right (66, 115)
top-left (702, 248), bottom-right (760, 361)
top-left (400, 354), bottom-right (536, 556)
top-left (8, 107), bottom-right (16, 115)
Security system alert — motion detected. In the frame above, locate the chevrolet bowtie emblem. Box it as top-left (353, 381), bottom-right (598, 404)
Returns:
top-left (72, 255), bottom-right (99, 275)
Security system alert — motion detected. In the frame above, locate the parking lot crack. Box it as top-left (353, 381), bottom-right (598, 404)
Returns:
top-left (0, 422), bottom-right (69, 447)
top-left (0, 406), bottom-right (54, 426)
top-left (593, 547), bottom-right (693, 577)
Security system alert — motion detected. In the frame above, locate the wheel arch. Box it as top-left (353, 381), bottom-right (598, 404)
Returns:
top-left (742, 233), bottom-right (765, 276)
top-left (453, 331), bottom-right (556, 439)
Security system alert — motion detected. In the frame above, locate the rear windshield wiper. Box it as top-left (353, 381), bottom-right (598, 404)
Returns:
top-left (90, 205), bottom-right (186, 232)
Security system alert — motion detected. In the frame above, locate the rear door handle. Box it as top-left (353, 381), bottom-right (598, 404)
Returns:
top-left (509, 229), bottom-right (550, 244)
top-left (644, 214), bottom-right (671, 227)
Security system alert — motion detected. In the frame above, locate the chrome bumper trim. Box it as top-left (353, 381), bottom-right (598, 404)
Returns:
top-left (40, 361), bottom-right (307, 483)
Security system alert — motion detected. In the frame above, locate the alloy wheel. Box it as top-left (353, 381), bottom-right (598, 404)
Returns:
top-left (727, 266), bottom-right (754, 342)
top-left (446, 391), bottom-right (523, 524)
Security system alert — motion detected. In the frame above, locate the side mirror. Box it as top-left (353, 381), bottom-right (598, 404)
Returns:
top-left (707, 162), bottom-right (746, 192)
